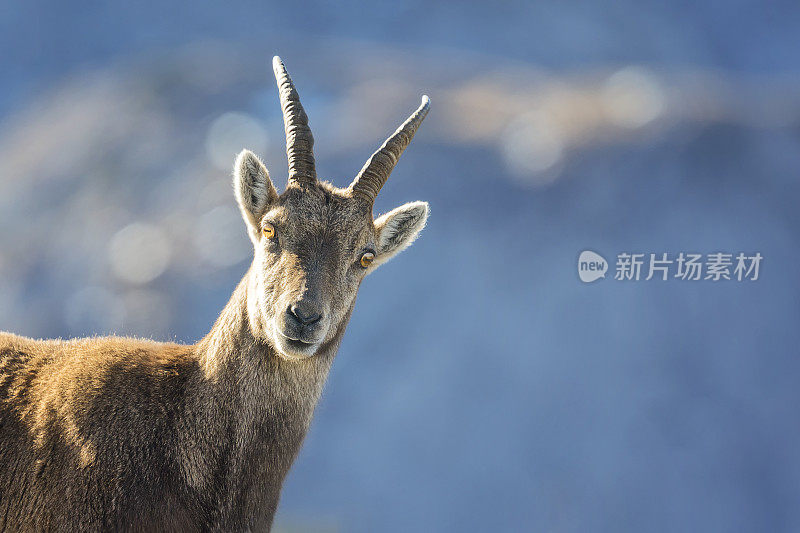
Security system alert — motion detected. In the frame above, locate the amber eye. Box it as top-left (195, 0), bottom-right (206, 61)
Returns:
top-left (262, 223), bottom-right (276, 240)
top-left (360, 252), bottom-right (375, 268)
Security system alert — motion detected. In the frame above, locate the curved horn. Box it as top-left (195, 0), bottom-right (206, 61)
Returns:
top-left (349, 95), bottom-right (430, 203)
top-left (272, 56), bottom-right (316, 185)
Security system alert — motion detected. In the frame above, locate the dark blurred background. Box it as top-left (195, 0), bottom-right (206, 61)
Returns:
top-left (2, 1), bottom-right (800, 531)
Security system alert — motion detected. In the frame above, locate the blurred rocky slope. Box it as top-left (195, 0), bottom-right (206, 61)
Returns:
top-left (3, 41), bottom-right (798, 339)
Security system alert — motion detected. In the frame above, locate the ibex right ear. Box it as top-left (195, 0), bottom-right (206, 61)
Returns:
top-left (233, 150), bottom-right (279, 244)
top-left (372, 201), bottom-right (429, 269)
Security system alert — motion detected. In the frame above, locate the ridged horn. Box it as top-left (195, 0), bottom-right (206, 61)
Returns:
top-left (349, 95), bottom-right (430, 203)
top-left (272, 56), bottom-right (316, 185)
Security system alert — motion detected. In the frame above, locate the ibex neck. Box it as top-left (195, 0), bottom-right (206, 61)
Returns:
top-left (195, 267), bottom-right (342, 427)
top-left (190, 269), bottom-right (341, 525)
top-left (196, 273), bottom-right (257, 378)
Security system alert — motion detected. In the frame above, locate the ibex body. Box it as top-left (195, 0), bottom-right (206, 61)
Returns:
top-left (0, 57), bottom-right (430, 531)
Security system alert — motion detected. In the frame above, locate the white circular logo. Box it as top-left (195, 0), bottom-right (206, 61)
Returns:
top-left (578, 251), bottom-right (608, 283)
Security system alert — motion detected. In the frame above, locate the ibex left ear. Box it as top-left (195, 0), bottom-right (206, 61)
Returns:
top-left (234, 150), bottom-right (279, 244)
top-left (372, 201), bottom-right (429, 269)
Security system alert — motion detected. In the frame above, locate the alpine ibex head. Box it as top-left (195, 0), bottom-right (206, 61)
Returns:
top-left (235, 57), bottom-right (430, 360)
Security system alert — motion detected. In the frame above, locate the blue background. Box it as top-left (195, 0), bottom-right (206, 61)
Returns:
top-left (1, 2), bottom-right (799, 531)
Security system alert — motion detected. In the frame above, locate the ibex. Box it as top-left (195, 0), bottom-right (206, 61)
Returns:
top-left (0, 56), bottom-right (430, 531)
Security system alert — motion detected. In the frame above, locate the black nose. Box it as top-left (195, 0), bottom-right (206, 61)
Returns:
top-left (288, 303), bottom-right (322, 326)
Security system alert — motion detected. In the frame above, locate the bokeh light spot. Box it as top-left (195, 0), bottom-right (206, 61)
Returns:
top-left (601, 67), bottom-right (665, 128)
top-left (205, 112), bottom-right (269, 171)
top-left (193, 205), bottom-right (250, 268)
top-left (108, 223), bottom-right (171, 284)
top-left (501, 110), bottom-right (564, 183)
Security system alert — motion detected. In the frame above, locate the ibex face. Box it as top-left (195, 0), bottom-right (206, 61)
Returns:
top-left (235, 57), bottom-right (430, 360)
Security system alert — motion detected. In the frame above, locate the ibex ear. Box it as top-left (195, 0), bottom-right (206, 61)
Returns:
top-left (372, 201), bottom-right (429, 268)
top-left (233, 150), bottom-right (278, 244)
